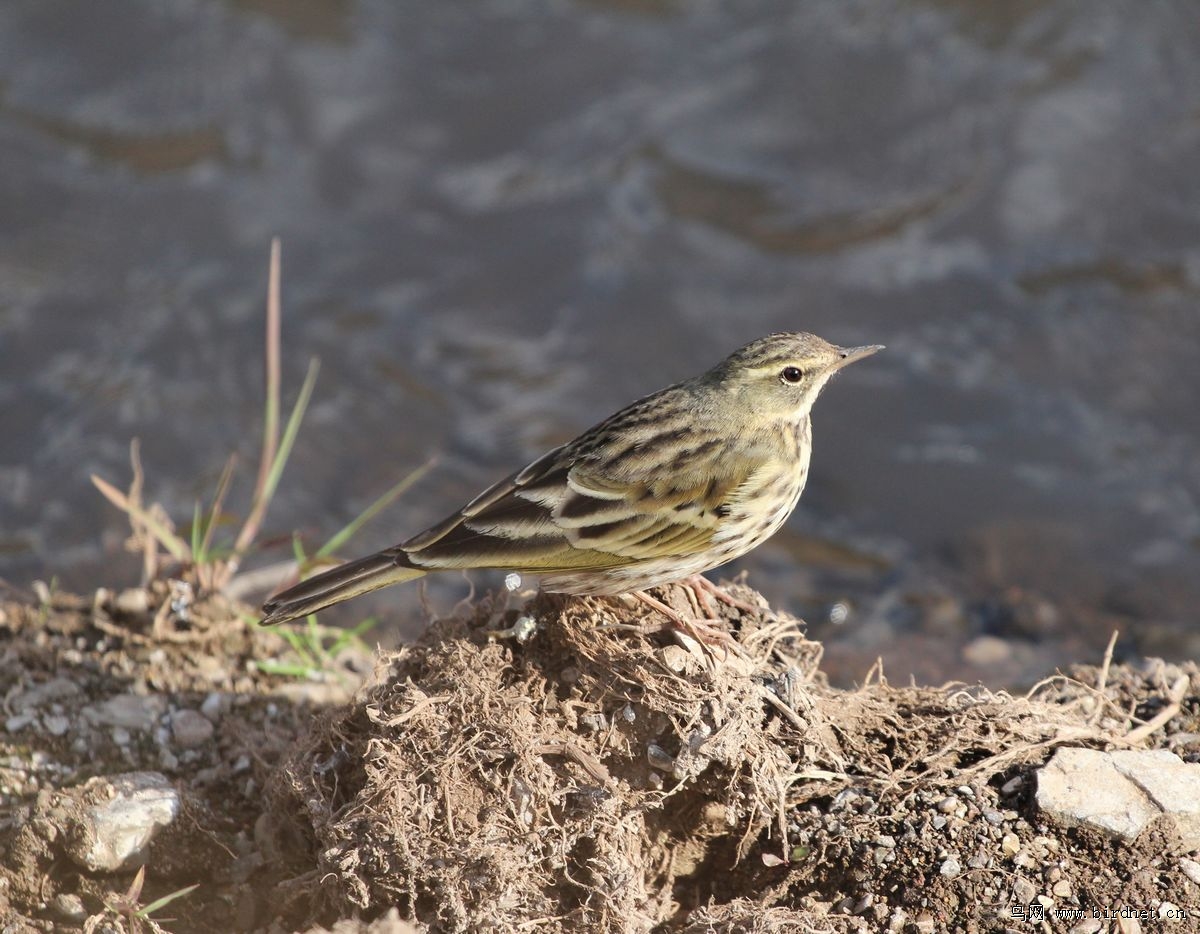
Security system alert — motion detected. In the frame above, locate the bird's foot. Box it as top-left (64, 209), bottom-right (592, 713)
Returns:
top-left (685, 575), bottom-right (762, 616)
top-left (632, 590), bottom-right (747, 661)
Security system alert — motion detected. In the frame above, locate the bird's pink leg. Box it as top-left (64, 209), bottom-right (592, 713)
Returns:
top-left (631, 590), bottom-right (746, 659)
top-left (686, 574), bottom-right (761, 615)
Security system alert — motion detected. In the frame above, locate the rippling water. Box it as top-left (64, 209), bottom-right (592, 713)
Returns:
top-left (2, 0), bottom-right (1197, 684)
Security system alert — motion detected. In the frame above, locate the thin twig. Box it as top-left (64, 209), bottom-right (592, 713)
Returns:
top-left (256, 237), bottom-right (282, 502)
top-left (1122, 675), bottom-right (1189, 745)
top-left (1089, 629), bottom-right (1120, 724)
top-left (224, 239), bottom-right (285, 583)
top-left (127, 439), bottom-right (157, 584)
top-left (91, 474), bottom-right (190, 563)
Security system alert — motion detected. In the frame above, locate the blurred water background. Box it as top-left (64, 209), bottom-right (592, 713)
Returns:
top-left (1, 0), bottom-right (1197, 686)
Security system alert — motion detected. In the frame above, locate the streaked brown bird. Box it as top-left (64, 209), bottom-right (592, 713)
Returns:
top-left (260, 332), bottom-right (881, 630)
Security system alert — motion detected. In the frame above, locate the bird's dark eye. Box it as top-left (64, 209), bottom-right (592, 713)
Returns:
top-left (780, 366), bottom-right (804, 384)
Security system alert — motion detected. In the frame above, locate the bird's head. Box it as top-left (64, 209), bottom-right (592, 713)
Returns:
top-left (711, 331), bottom-right (883, 420)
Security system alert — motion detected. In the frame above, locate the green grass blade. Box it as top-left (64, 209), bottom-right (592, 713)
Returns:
top-left (226, 356), bottom-right (320, 571)
top-left (262, 356), bottom-right (320, 502)
top-left (198, 454), bottom-right (238, 565)
top-left (137, 883), bottom-right (200, 918)
top-left (315, 458), bottom-right (436, 560)
top-left (190, 502), bottom-right (203, 561)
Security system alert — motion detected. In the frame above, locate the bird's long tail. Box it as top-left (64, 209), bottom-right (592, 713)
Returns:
top-left (259, 550), bottom-right (426, 625)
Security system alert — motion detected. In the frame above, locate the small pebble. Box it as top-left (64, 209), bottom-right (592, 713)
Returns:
top-left (1179, 857), bottom-right (1200, 885)
top-left (115, 588), bottom-right (150, 615)
top-left (200, 692), bottom-right (226, 723)
top-left (52, 893), bottom-right (87, 922)
top-left (646, 744), bottom-right (675, 772)
top-left (171, 709), bottom-right (215, 749)
top-left (5, 713), bottom-right (35, 733)
top-left (43, 715), bottom-right (70, 737)
top-left (939, 856), bottom-right (962, 878)
top-left (1052, 879), bottom-right (1072, 898)
top-left (660, 645), bottom-right (692, 673)
top-left (936, 796), bottom-right (957, 813)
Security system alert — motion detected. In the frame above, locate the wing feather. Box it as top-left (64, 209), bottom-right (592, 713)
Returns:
top-left (400, 392), bottom-right (770, 575)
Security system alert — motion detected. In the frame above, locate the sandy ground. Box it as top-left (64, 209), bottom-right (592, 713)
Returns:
top-left (1, 577), bottom-right (1197, 933)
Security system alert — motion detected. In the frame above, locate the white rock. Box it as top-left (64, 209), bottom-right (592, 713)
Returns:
top-left (63, 772), bottom-right (180, 873)
top-left (1036, 748), bottom-right (1200, 849)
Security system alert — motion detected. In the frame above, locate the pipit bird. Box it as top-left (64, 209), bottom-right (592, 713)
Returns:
top-left (260, 332), bottom-right (881, 635)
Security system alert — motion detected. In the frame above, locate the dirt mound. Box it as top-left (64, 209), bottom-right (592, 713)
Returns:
top-left (2, 581), bottom-right (1198, 932)
top-left (263, 585), bottom-right (1200, 931)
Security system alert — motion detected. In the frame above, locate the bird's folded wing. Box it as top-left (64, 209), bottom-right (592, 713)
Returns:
top-left (399, 442), bottom-right (751, 572)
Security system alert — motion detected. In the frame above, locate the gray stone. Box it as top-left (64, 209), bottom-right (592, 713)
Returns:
top-left (51, 893), bottom-right (87, 922)
top-left (63, 771), bottom-right (180, 873)
top-left (939, 856), bottom-right (962, 878)
top-left (11, 677), bottom-right (82, 712)
top-left (83, 694), bottom-right (166, 732)
top-left (199, 691), bottom-right (228, 723)
top-left (5, 713), bottom-right (35, 732)
top-left (1036, 748), bottom-right (1200, 849)
top-left (170, 709), bottom-right (214, 749)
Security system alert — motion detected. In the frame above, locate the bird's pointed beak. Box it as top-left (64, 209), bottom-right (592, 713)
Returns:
top-left (830, 343), bottom-right (885, 370)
